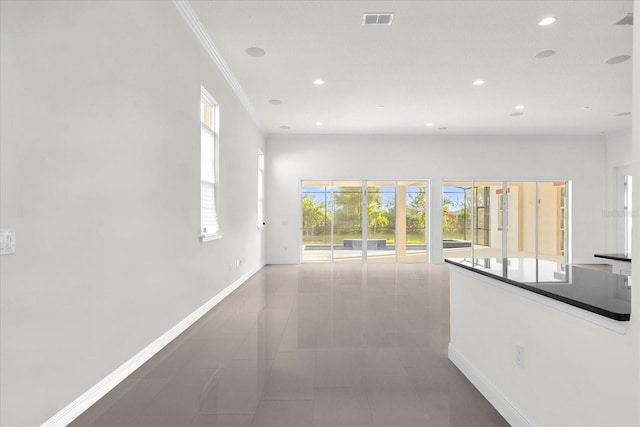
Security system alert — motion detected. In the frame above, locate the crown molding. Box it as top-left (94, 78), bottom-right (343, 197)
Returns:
top-left (173, 0), bottom-right (266, 135)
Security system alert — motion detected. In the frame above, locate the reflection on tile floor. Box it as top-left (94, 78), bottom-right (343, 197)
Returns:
top-left (70, 264), bottom-right (509, 427)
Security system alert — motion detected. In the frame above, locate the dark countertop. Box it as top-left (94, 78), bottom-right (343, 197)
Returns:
top-left (594, 253), bottom-right (632, 262)
top-left (445, 258), bottom-right (631, 321)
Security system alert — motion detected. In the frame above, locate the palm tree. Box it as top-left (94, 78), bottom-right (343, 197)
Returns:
top-left (302, 195), bottom-right (327, 238)
top-left (368, 202), bottom-right (389, 237)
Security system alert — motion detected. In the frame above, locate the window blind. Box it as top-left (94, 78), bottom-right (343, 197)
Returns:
top-left (201, 123), bottom-right (219, 235)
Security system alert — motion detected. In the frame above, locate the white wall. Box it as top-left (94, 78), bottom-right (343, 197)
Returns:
top-left (632, 2), bottom-right (640, 423)
top-left (449, 266), bottom-right (638, 426)
top-left (266, 134), bottom-right (608, 264)
top-left (0, 2), bottom-right (265, 426)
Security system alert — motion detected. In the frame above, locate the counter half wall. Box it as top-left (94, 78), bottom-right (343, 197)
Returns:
top-left (446, 258), bottom-right (636, 426)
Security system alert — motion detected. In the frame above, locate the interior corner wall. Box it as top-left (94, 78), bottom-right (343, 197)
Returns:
top-left (0, 2), bottom-right (266, 426)
top-left (265, 134), bottom-right (608, 265)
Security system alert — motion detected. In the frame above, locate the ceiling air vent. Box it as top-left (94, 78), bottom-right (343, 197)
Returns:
top-left (615, 13), bottom-right (633, 26)
top-left (363, 13), bottom-right (394, 25)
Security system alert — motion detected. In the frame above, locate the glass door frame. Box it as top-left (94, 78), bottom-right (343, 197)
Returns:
top-left (333, 182), bottom-right (365, 263)
top-left (300, 179), bottom-right (429, 263)
top-left (616, 165), bottom-right (632, 254)
top-left (441, 179), bottom-right (571, 264)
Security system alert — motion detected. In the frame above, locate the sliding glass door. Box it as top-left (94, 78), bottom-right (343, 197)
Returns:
top-left (442, 182), bottom-right (474, 259)
top-left (536, 182), bottom-right (567, 263)
top-left (365, 182), bottom-right (396, 263)
top-left (301, 180), bottom-right (428, 263)
top-left (398, 182), bottom-right (428, 263)
top-left (472, 182), bottom-right (503, 259)
top-left (301, 182), bottom-right (333, 262)
top-left (442, 180), bottom-right (569, 263)
top-left (332, 182), bottom-right (364, 262)
top-left (616, 166), bottom-right (632, 255)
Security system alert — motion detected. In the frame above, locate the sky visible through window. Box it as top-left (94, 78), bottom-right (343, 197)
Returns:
top-left (303, 185), bottom-right (467, 211)
top-left (303, 186), bottom-right (423, 205)
top-left (443, 186), bottom-right (466, 208)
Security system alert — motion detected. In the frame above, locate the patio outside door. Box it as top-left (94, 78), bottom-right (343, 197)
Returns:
top-left (331, 182), bottom-right (364, 262)
top-left (301, 180), bottom-right (428, 263)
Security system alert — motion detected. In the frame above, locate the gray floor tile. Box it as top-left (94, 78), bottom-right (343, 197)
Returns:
top-left (313, 387), bottom-right (374, 427)
top-left (189, 414), bottom-right (253, 427)
top-left (356, 348), bottom-right (408, 376)
top-left (250, 400), bottom-right (314, 427)
top-left (315, 347), bottom-right (363, 388)
top-left (262, 351), bottom-right (316, 400)
top-left (132, 369), bottom-right (220, 427)
top-left (363, 376), bottom-right (434, 427)
top-left (69, 264), bottom-right (508, 427)
top-left (186, 335), bottom-right (246, 369)
top-left (199, 360), bottom-right (265, 415)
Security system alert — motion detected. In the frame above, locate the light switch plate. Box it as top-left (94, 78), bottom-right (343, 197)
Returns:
top-left (0, 229), bottom-right (16, 255)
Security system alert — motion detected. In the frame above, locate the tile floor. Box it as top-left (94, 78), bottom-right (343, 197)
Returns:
top-left (70, 263), bottom-right (510, 427)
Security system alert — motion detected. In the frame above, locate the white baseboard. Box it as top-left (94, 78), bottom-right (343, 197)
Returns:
top-left (40, 265), bottom-right (264, 427)
top-left (448, 343), bottom-right (535, 427)
top-left (266, 260), bottom-right (299, 265)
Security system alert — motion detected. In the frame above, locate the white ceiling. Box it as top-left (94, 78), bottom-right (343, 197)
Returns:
top-left (190, 0), bottom-right (634, 136)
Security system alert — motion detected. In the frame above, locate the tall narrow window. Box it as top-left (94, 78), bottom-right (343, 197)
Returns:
top-left (200, 87), bottom-right (221, 242)
top-left (258, 150), bottom-right (265, 228)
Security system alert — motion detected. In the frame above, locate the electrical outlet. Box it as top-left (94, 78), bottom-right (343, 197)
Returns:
top-left (515, 345), bottom-right (525, 368)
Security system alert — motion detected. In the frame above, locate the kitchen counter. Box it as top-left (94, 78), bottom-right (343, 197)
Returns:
top-left (594, 253), bottom-right (631, 262)
top-left (445, 257), bottom-right (631, 321)
top-left (594, 253), bottom-right (631, 275)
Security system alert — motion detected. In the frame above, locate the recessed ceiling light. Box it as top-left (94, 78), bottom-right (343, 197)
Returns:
top-left (472, 79), bottom-right (485, 86)
top-left (605, 55), bottom-right (631, 65)
top-left (535, 50), bottom-right (556, 59)
top-left (378, 105), bottom-right (385, 109)
top-left (280, 125), bottom-right (291, 130)
top-left (245, 47), bottom-right (266, 57)
top-left (583, 106), bottom-right (591, 109)
top-left (515, 105), bottom-right (525, 110)
top-left (313, 79), bottom-right (325, 85)
top-left (315, 122), bottom-right (323, 126)
top-left (425, 122), bottom-right (433, 127)
top-left (510, 112), bottom-right (524, 117)
top-left (268, 99), bottom-right (283, 105)
top-left (438, 127), bottom-right (448, 130)
top-left (538, 17), bottom-right (557, 26)
top-left (615, 112), bottom-right (631, 117)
